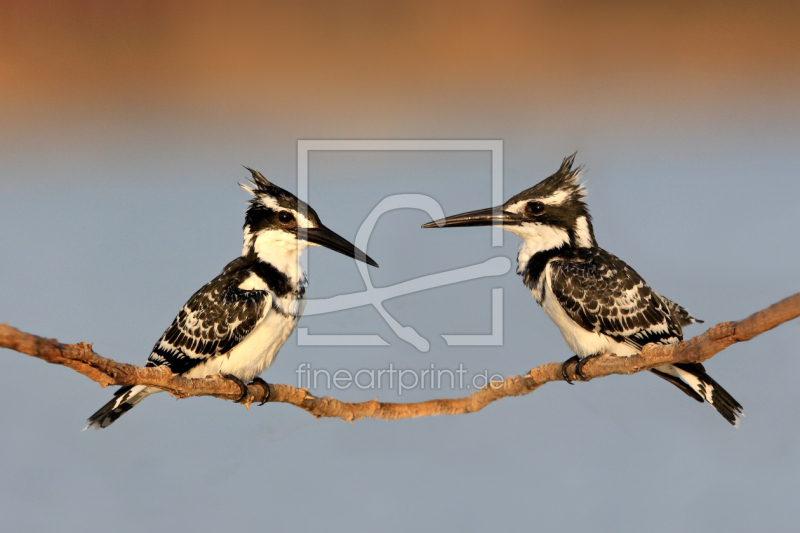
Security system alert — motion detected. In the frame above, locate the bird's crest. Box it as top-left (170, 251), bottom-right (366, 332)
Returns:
top-left (239, 166), bottom-right (274, 196)
top-left (238, 166), bottom-right (319, 228)
top-left (506, 152), bottom-right (587, 207)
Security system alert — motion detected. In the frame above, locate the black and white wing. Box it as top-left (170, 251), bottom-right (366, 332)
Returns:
top-left (550, 248), bottom-right (741, 425)
top-left (549, 248), bottom-right (686, 350)
top-left (147, 258), bottom-right (271, 374)
top-left (659, 294), bottom-right (703, 327)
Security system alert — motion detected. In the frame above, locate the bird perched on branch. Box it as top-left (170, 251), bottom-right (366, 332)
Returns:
top-left (85, 168), bottom-right (378, 429)
top-left (423, 154), bottom-right (742, 425)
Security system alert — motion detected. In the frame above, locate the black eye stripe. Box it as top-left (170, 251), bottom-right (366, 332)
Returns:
top-left (244, 206), bottom-right (275, 233)
top-left (243, 206), bottom-right (299, 233)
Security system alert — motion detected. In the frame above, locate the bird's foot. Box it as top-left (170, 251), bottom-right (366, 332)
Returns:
top-left (250, 377), bottom-right (271, 405)
top-left (574, 353), bottom-right (602, 381)
top-left (561, 355), bottom-right (580, 384)
top-left (222, 374), bottom-right (249, 403)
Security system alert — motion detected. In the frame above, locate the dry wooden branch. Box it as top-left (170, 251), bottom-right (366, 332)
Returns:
top-left (2, 293), bottom-right (798, 422)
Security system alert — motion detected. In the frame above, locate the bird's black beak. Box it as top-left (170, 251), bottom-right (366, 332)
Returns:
top-left (421, 206), bottom-right (520, 228)
top-left (304, 226), bottom-right (379, 267)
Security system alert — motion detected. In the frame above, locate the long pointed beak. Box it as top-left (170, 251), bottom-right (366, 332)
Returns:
top-left (421, 207), bottom-right (519, 228)
top-left (304, 226), bottom-right (379, 267)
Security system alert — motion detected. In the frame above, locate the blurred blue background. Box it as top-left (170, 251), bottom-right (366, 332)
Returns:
top-left (1, 2), bottom-right (799, 532)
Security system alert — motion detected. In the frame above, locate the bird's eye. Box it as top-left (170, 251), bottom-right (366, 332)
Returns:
top-left (526, 201), bottom-right (545, 215)
top-left (278, 211), bottom-right (295, 224)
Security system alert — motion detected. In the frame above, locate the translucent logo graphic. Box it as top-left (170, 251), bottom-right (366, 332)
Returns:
top-left (297, 140), bottom-right (508, 352)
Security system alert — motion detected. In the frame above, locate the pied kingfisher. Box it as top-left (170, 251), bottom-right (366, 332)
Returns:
top-left (86, 168), bottom-right (378, 429)
top-left (423, 154), bottom-right (742, 425)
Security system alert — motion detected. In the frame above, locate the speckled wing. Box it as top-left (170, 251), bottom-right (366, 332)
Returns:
top-left (548, 248), bottom-right (684, 350)
top-left (146, 265), bottom-right (271, 375)
top-left (659, 294), bottom-right (703, 327)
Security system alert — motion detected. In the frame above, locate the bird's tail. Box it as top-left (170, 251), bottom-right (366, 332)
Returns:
top-left (84, 385), bottom-right (156, 430)
top-left (651, 363), bottom-right (743, 426)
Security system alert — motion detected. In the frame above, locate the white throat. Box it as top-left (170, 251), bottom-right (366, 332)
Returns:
top-left (508, 223), bottom-right (570, 274)
top-left (245, 229), bottom-right (309, 286)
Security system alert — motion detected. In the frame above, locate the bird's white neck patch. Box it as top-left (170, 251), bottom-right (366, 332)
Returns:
top-left (574, 216), bottom-right (593, 248)
top-left (248, 229), bottom-right (309, 286)
top-left (508, 223), bottom-right (570, 274)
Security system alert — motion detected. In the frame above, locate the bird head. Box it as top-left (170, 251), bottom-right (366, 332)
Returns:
top-left (240, 167), bottom-right (378, 269)
top-left (422, 153), bottom-right (596, 251)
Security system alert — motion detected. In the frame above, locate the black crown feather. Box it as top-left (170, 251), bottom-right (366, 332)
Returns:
top-left (506, 152), bottom-right (586, 207)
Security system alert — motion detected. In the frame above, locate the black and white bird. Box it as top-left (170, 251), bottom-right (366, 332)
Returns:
top-left (85, 168), bottom-right (378, 429)
top-left (423, 154), bottom-right (742, 425)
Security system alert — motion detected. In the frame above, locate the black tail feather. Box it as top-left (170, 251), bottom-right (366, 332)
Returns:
top-left (84, 385), bottom-right (151, 430)
top-left (652, 363), bottom-right (743, 426)
top-left (650, 368), bottom-right (704, 403)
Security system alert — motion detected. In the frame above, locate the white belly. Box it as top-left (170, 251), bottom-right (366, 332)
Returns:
top-left (184, 310), bottom-right (299, 382)
top-left (540, 269), bottom-right (637, 359)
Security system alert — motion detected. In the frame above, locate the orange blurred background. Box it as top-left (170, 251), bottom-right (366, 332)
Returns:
top-left (2, 0), bottom-right (797, 127)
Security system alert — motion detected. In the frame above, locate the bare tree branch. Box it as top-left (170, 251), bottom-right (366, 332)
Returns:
top-left (2, 293), bottom-right (798, 422)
